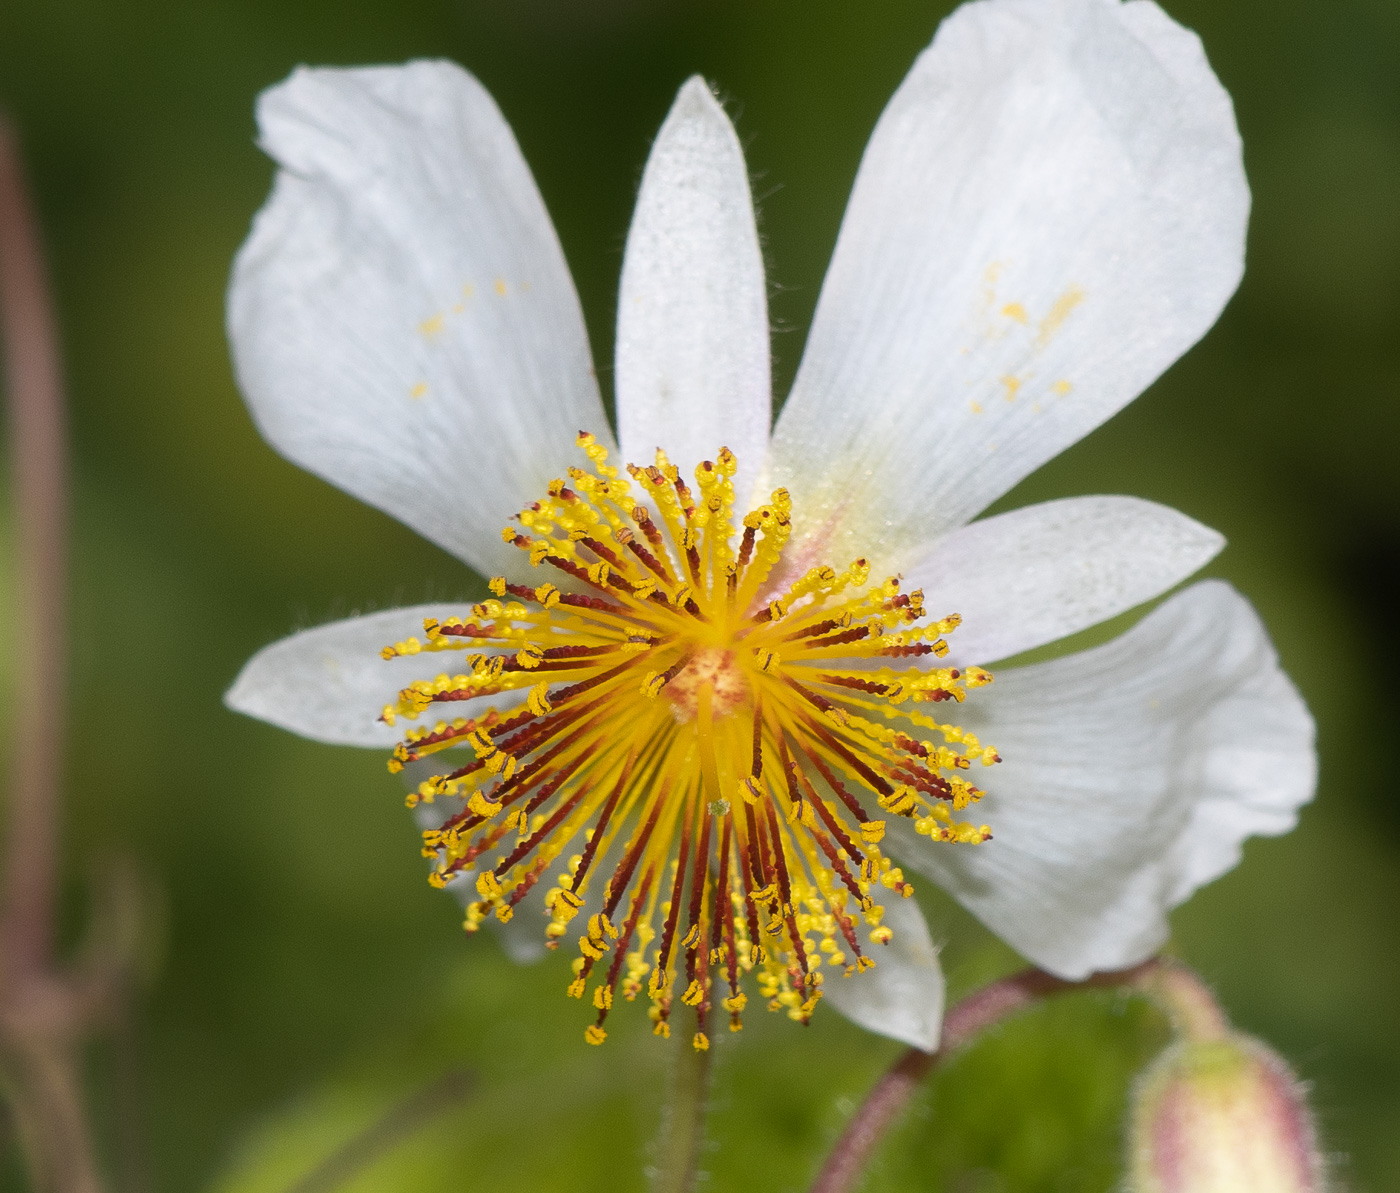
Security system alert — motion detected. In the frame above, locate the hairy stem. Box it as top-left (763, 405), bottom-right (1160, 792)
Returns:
top-left (1131, 956), bottom-right (1229, 1043)
top-left (651, 1027), bottom-right (714, 1193)
top-left (808, 962), bottom-right (1155, 1193)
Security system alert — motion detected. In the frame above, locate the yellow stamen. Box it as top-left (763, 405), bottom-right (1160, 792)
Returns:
top-left (384, 435), bottom-right (997, 1043)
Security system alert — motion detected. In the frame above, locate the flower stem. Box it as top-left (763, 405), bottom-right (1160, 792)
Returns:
top-left (0, 111), bottom-right (109, 1193)
top-left (1131, 957), bottom-right (1229, 1043)
top-left (0, 110), bottom-right (66, 979)
top-left (808, 962), bottom-right (1156, 1193)
top-left (651, 1026), bottom-right (713, 1193)
top-left (284, 1069), bottom-right (474, 1193)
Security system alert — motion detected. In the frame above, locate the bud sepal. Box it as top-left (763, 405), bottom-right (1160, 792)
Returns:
top-left (1128, 1029), bottom-right (1325, 1193)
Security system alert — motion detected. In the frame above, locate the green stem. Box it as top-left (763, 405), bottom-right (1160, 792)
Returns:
top-left (651, 1025), bottom-right (713, 1193)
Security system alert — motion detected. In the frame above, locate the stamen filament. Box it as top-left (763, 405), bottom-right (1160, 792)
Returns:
top-left (388, 436), bottom-right (996, 1041)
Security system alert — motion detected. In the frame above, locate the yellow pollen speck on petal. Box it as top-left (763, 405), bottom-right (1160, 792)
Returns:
top-left (1053, 379), bottom-right (1073, 396)
top-left (494, 277), bottom-right (507, 296)
top-left (1000, 302), bottom-right (1029, 324)
top-left (969, 400), bottom-right (984, 415)
top-left (1037, 285), bottom-right (1085, 348)
top-left (384, 437), bottom-right (999, 1044)
top-left (418, 313), bottom-right (445, 339)
top-left (409, 382), bottom-right (428, 400)
top-left (1001, 375), bottom-right (1022, 403)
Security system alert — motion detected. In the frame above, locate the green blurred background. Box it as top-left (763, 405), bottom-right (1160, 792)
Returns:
top-left (0, 0), bottom-right (1397, 1189)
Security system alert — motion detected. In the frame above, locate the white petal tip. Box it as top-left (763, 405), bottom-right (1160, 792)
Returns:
top-left (674, 74), bottom-right (719, 113)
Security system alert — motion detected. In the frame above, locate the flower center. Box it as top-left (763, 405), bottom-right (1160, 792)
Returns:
top-left (379, 433), bottom-right (998, 1049)
top-left (665, 648), bottom-right (748, 721)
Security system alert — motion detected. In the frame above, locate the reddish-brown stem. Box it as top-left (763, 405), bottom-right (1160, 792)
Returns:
top-left (808, 962), bottom-right (1156, 1193)
top-left (0, 113), bottom-right (108, 1193)
top-left (0, 111), bottom-right (66, 976)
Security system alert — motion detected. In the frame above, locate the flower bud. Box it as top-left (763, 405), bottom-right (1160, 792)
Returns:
top-left (1128, 1033), bottom-right (1324, 1193)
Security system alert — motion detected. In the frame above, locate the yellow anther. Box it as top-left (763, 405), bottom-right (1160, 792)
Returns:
top-left (584, 1025), bottom-right (607, 1045)
top-left (878, 786), bottom-right (918, 817)
top-left (383, 437), bottom-right (998, 1045)
top-left (528, 681), bottom-right (553, 716)
top-left (880, 867), bottom-right (906, 890)
top-left (692, 1032), bottom-right (710, 1052)
top-left (467, 791), bottom-right (500, 819)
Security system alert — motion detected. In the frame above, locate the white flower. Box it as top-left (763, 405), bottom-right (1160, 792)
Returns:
top-left (225, 0), bottom-right (1315, 1054)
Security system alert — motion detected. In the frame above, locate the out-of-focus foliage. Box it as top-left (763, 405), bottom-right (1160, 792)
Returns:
top-left (0, 1), bottom-right (1396, 1190)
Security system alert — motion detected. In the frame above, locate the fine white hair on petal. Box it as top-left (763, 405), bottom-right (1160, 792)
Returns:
top-left (820, 894), bottom-right (946, 1052)
top-left (766, 0), bottom-right (1250, 577)
top-left (886, 580), bottom-right (1315, 981)
top-left (228, 61), bottom-right (612, 580)
top-left (616, 76), bottom-right (771, 507)
top-left (226, 604), bottom-right (485, 748)
top-left (910, 495), bottom-right (1225, 667)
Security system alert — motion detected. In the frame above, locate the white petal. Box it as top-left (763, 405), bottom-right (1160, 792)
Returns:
top-left (768, 0), bottom-right (1249, 574)
top-left (616, 76), bottom-right (771, 505)
top-left (911, 495), bottom-right (1224, 667)
top-left (821, 894), bottom-right (945, 1051)
top-left (226, 604), bottom-right (481, 747)
top-left (229, 61), bottom-right (611, 578)
top-left (887, 581), bottom-right (1314, 979)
